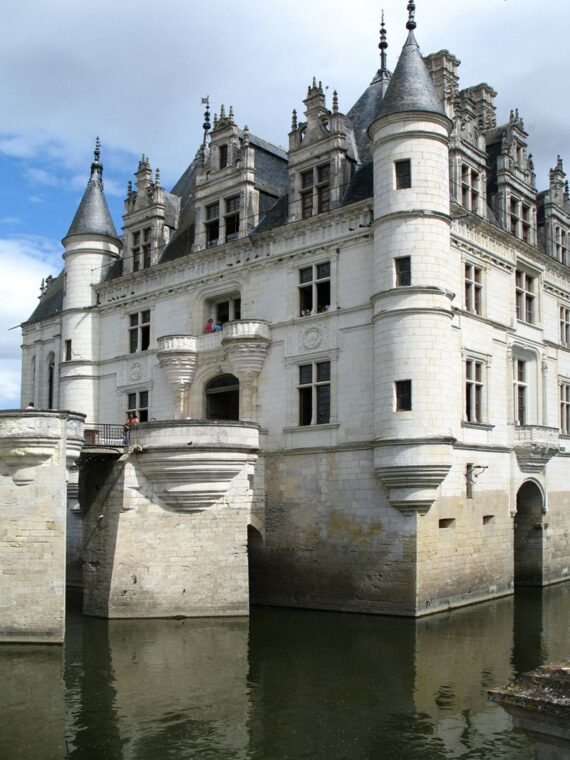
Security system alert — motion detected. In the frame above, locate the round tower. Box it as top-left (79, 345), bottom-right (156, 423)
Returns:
top-left (59, 139), bottom-right (122, 420)
top-left (369, 6), bottom-right (458, 513)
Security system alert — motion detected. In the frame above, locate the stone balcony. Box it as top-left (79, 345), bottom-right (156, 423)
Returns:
top-left (513, 425), bottom-right (560, 473)
top-left (157, 320), bottom-right (271, 420)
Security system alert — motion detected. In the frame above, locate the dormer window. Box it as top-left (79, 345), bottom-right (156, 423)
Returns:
top-left (132, 227), bottom-right (151, 271)
top-left (219, 144), bottom-right (228, 169)
top-left (205, 202), bottom-right (220, 247)
top-left (300, 164), bottom-right (330, 219)
top-left (225, 196), bottom-right (240, 241)
top-left (461, 164), bottom-right (480, 213)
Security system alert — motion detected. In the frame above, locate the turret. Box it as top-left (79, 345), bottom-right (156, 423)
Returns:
top-left (368, 3), bottom-right (457, 513)
top-left (59, 139), bottom-right (121, 419)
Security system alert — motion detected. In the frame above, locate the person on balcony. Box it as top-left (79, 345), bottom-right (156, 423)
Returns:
top-left (204, 318), bottom-right (214, 333)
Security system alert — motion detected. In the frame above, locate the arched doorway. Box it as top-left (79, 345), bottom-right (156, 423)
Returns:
top-left (514, 480), bottom-right (544, 586)
top-left (205, 374), bottom-right (239, 420)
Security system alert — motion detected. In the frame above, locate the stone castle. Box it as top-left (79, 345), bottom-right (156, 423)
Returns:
top-left (2, 2), bottom-right (569, 642)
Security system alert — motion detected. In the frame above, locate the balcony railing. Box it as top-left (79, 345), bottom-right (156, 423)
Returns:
top-left (84, 423), bottom-right (125, 447)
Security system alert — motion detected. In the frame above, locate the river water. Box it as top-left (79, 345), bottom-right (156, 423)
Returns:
top-left (1, 584), bottom-right (568, 760)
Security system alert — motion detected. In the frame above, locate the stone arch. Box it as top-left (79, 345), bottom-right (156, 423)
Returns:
top-left (514, 479), bottom-right (545, 586)
top-left (205, 374), bottom-right (239, 421)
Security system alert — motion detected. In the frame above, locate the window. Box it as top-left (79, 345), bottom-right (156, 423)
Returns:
top-left (300, 163), bottom-right (330, 219)
top-left (299, 262), bottom-right (331, 316)
top-left (561, 382), bottom-right (570, 435)
top-left (224, 196), bottom-right (240, 241)
top-left (205, 202), bottom-right (220, 247)
top-left (298, 361), bottom-right (330, 425)
top-left (554, 226), bottom-right (567, 263)
top-left (205, 374), bottom-right (239, 421)
top-left (395, 159), bottom-right (411, 189)
top-left (132, 227), bottom-right (151, 271)
top-left (216, 297), bottom-right (241, 324)
top-left (560, 305), bottom-right (570, 346)
top-left (510, 197), bottom-right (520, 237)
top-left (522, 204), bottom-right (531, 244)
top-left (515, 269), bottom-right (537, 324)
top-left (514, 359), bottom-right (527, 425)
top-left (127, 390), bottom-right (149, 422)
top-left (465, 263), bottom-right (482, 315)
top-left (461, 164), bottom-right (480, 213)
top-left (395, 380), bottom-right (412, 411)
top-left (219, 144), bottom-right (228, 169)
top-left (65, 339), bottom-right (72, 362)
top-left (465, 359), bottom-right (484, 423)
top-left (129, 310), bottom-right (151, 353)
top-left (395, 257), bottom-right (411, 287)
top-left (47, 354), bottom-right (55, 409)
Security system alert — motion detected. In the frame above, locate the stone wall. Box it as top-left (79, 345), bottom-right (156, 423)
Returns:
top-left (0, 411), bottom-right (84, 643)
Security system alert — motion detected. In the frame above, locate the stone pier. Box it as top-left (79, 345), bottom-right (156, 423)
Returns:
top-left (82, 420), bottom-right (260, 619)
top-left (0, 411), bottom-right (84, 643)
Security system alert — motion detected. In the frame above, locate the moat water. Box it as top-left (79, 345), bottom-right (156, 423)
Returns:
top-left (1, 585), bottom-right (568, 760)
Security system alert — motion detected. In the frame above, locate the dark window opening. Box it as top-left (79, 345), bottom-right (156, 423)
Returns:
top-left (127, 390), bottom-right (149, 422)
top-left (219, 144), bottom-right (228, 169)
top-left (225, 196), bottom-right (240, 241)
top-left (206, 374), bottom-right (239, 421)
top-left (395, 159), bottom-right (412, 189)
top-left (129, 310), bottom-right (151, 354)
top-left (395, 257), bottom-right (411, 287)
top-left (299, 262), bottom-right (331, 316)
top-left (48, 356), bottom-right (55, 409)
top-left (65, 340), bottom-right (72, 362)
top-left (395, 380), bottom-right (412, 411)
top-left (298, 361), bottom-right (331, 425)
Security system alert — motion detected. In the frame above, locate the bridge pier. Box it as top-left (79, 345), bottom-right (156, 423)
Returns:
top-left (0, 411), bottom-right (84, 643)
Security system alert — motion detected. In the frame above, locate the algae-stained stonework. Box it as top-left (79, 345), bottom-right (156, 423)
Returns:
top-left (19, 7), bottom-right (570, 619)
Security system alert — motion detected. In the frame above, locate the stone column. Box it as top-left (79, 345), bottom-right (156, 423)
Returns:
top-left (0, 410), bottom-right (84, 643)
top-left (222, 320), bottom-right (271, 421)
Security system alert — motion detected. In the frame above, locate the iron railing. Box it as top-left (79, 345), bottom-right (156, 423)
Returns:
top-left (84, 423), bottom-right (125, 447)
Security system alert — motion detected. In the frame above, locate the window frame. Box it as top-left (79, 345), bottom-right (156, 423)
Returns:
top-left (465, 358), bottom-right (485, 424)
top-left (128, 309), bottom-right (151, 354)
top-left (127, 390), bottom-right (149, 423)
top-left (515, 267), bottom-right (538, 325)
top-left (298, 360), bottom-right (331, 426)
top-left (395, 159), bottom-right (412, 190)
top-left (560, 381), bottom-right (570, 435)
top-left (298, 261), bottom-right (331, 316)
top-left (300, 162), bottom-right (331, 219)
top-left (132, 226), bottom-right (152, 271)
top-left (560, 304), bottom-right (570, 346)
top-left (465, 262), bottom-right (483, 315)
top-left (395, 379), bottom-right (412, 411)
top-left (395, 256), bottom-right (411, 287)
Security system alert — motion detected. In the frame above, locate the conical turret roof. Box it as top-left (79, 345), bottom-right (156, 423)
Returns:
top-left (64, 139), bottom-right (119, 241)
top-left (374, 30), bottom-right (445, 120)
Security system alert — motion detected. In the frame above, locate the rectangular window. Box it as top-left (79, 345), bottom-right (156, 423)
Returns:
top-left (465, 263), bottom-right (482, 314)
top-left (460, 164), bottom-right (480, 212)
top-left (64, 339), bottom-right (72, 362)
top-left (522, 204), bottom-right (531, 244)
top-left (301, 170), bottom-right (314, 219)
top-left (515, 269), bottom-right (536, 324)
top-left (465, 359), bottom-right (484, 423)
top-left (560, 305), bottom-right (570, 346)
top-left (510, 197), bottom-right (520, 237)
top-left (395, 256), bottom-right (411, 287)
top-left (395, 159), bottom-right (412, 189)
top-left (299, 262), bottom-right (331, 316)
top-left (132, 226), bottom-right (151, 271)
top-left (514, 359), bottom-right (527, 425)
top-left (225, 195), bottom-right (240, 241)
top-left (317, 164), bottom-right (330, 213)
top-left (219, 144), bottom-right (228, 169)
top-left (300, 164), bottom-right (330, 218)
top-left (561, 383), bottom-right (570, 435)
top-left (127, 390), bottom-right (149, 423)
top-left (205, 202), bottom-right (220, 246)
top-left (298, 361), bottom-right (331, 426)
top-left (129, 310), bottom-right (151, 354)
top-left (395, 380), bottom-right (412, 411)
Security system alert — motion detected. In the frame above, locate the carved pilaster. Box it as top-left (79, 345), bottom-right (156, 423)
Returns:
top-left (157, 335), bottom-right (198, 419)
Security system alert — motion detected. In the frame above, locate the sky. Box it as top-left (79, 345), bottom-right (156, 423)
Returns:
top-left (1, 0), bottom-right (569, 408)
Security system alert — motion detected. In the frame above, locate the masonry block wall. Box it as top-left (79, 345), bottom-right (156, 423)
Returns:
top-left (0, 411), bottom-right (84, 643)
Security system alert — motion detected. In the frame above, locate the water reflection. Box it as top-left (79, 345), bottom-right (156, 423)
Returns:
top-left (0, 584), bottom-right (567, 759)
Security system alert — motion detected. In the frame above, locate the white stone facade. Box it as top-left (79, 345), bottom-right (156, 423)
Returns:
top-left (17, 18), bottom-right (570, 619)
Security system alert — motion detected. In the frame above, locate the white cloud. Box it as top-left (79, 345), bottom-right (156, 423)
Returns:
top-left (26, 167), bottom-right (60, 187)
top-left (0, 235), bottom-right (61, 408)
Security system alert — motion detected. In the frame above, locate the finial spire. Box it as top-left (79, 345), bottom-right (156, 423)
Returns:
top-left (90, 136), bottom-right (103, 182)
top-left (406, 1), bottom-right (416, 31)
top-left (379, 11), bottom-right (388, 73)
top-left (201, 96), bottom-right (211, 146)
top-left (291, 109), bottom-right (298, 130)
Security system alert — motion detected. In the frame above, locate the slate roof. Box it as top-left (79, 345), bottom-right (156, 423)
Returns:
top-left (347, 70), bottom-right (391, 164)
top-left (24, 271), bottom-right (64, 326)
top-left (65, 163), bottom-right (119, 241)
top-left (374, 31), bottom-right (445, 121)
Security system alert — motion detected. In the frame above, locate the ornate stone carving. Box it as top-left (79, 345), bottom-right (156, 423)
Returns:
top-left (222, 321), bottom-right (271, 420)
top-left (375, 464), bottom-right (452, 514)
top-left (157, 335), bottom-right (198, 418)
top-left (514, 426), bottom-right (560, 473)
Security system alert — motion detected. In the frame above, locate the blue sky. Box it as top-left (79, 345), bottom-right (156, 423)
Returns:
top-left (1, 0), bottom-right (569, 408)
